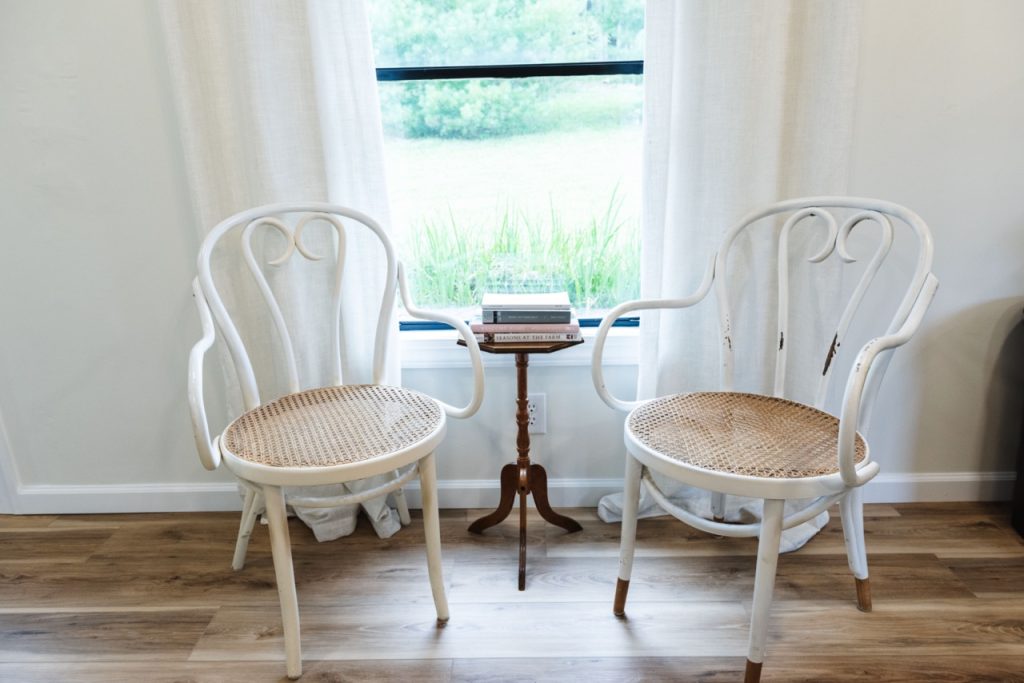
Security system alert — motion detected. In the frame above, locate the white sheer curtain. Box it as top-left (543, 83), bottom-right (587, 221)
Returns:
top-left (599, 1), bottom-right (863, 551)
top-left (161, 0), bottom-right (402, 539)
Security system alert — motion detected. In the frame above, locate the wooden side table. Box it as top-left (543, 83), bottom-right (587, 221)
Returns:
top-left (459, 339), bottom-right (584, 590)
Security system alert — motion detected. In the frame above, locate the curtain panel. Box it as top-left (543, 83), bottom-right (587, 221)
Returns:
top-left (600, 0), bottom-right (864, 551)
top-left (161, 0), bottom-right (401, 539)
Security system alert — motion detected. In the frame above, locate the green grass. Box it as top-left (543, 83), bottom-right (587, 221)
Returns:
top-left (383, 126), bottom-right (642, 314)
top-left (405, 188), bottom-right (639, 312)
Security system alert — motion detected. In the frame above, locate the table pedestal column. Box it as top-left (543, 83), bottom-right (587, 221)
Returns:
top-left (468, 352), bottom-right (582, 590)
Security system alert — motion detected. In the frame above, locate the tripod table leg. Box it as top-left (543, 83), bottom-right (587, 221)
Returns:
top-left (468, 463), bottom-right (519, 534)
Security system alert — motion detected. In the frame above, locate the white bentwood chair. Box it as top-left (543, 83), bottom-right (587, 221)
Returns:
top-left (187, 203), bottom-right (484, 679)
top-left (591, 197), bottom-right (938, 682)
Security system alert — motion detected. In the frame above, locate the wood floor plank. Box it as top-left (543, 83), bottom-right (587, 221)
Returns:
top-left (276, 511), bottom-right (548, 562)
top-left (945, 556), bottom-right (1024, 597)
top-left (451, 655), bottom-right (1024, 682)
top-left (52, 512), bottom-right (239, 525)
top-left (448, 556), bottom-right (618, 603)
top-left (619, 552), bottom-right (975, 606)
top-left (0, 659), bottom-right (455, 682)
top-left (766, 597), bottom-right (1024, 657)
top-left (0, 503), bottom-right (1021, 680)
top-left (0, 558), bottom-right (272, 609)
top-left (549, 505), bottom-right (1024, 559)
top-left (448, 552), bottom-right (973, 605)
top-left (2, 655), bottom-right (1019, 683)
top-left (452, 656), bottom-right (745, 682)
top-left (189, 601), bottom-right (750, 662)
top-left (0, 609), bottom-right (217, 661)
top-left (545, 516), bottom-right (757, 558)
top-left (0, 516), bottom-right (278, 609)
top-left (757, 656), bottom-right (1024, 682)
top-left (0, 514), bottom-right (60, 530)
top-left (0, 516), bottom-right (485, 609)
top-left (0, 528), bottom-right (115, 564)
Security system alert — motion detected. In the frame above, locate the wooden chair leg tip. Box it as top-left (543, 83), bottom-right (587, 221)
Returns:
top-left (613, 578), bottom-right (630, 617)
top-left (855, 577), bottom-right (872, 612)
top-left (436, 616), bottom-right (450, 626)
top-left (744, 659), bottom-right (762, 683)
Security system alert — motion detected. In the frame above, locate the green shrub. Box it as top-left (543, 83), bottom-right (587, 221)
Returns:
top-left (371, 0), bottom-right (645, 140)
top-left (382, 80), bottom-right (553, 139)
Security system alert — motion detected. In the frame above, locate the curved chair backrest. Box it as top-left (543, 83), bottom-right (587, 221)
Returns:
top-left (711, 196), bottom-right (934, 415)
top-left (196, 203), bottom-right (398, 412)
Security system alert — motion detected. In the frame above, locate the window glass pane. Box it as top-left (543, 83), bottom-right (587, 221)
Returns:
top-left (380, 75), bottom-right (642, 318)
top-left (369, 0), bottom-right (645, 67)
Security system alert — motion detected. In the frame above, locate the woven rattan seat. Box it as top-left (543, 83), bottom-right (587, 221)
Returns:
top-left (628, 392), bottom-right (866, 479)
top-left (223, 384), bottom-right (443, 469)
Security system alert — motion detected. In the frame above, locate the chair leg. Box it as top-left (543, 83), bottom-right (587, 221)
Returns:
top-left (614, 454), bottom-right (643, 617)
top-left (263, 485), bottom-right (302, 679)
top-left (711, 491), bottom-right (727, 522)
top-left (392, 470), bottom-right (412, 526)
top-left (231, 487), bottom-right (262, 571)
top-left (745, 498), bottom-right (784, 683)
top-left (418, 452), bottom-right (449, 623)
top-left (840, 486), bottom-right (871, 612)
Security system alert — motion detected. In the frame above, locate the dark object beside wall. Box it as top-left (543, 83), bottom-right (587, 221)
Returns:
top-left (1014, 436), bottom-right (1024, 536)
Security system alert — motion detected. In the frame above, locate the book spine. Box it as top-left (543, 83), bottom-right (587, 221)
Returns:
top-left (476, 332), bottom-right (582, 343)
top-left (481, 309), bottom-right (573, 324)
top-left (471, 321), bottom-right (580, 334)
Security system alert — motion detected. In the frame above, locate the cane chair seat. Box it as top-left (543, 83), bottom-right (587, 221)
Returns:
top-left (628, 392), bottom-right (867, 479)
top-left (223, 384), bottom-right (444, 469)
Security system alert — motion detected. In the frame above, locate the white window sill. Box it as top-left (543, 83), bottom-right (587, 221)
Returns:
top-left (399, 325), bottom-right (640, 370)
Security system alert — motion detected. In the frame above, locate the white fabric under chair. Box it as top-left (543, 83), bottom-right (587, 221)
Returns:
top-left (160, 0), bottom-right (403, 539)
top-left (597, 1), bottom-right (865, 551)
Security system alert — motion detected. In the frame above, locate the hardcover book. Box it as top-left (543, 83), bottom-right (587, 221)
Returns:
top-left (475, 331), bottom-right (582, 343)
top-left (480, 291), bottom-right (570, 311)
top-left (480, 309), bottom-right (573, 324)
top-left (470, 318), bottom-right (580, 334)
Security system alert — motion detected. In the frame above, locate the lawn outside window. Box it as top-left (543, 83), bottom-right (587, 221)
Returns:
top-left (368, 0), bottom-right (645, 337)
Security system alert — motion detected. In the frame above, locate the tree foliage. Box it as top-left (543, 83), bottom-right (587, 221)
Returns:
top-left (370, 0), bottom-right (644, 139)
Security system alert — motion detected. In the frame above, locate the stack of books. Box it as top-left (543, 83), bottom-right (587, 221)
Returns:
top-left (473, 292), bottom-right (581, 343)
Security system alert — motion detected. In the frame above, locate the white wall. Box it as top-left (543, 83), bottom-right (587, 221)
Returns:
top-left (845, 0), bottom-right (1024, 494)
top-left (399, 342), bottom-right (638, 508)
top-left (0, 0), bottom-right (235, 512)
top-left (0, 0), bottom-right (1020, 513)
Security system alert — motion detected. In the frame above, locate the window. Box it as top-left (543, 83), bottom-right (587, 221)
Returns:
top-left (368, 0), bottom-right (644, 328)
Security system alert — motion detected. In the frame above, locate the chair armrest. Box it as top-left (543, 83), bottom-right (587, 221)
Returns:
top-left (189, 278), bottom-right (221, 470)
top-left (837, 272), bottom-right (939, 486)
top-left (591, 256), bottom-right (717, 412)
top-left (397, 263), bottom-right (485, 419)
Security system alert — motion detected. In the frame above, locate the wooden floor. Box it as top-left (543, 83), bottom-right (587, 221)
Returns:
top-left (1, 502), bottom-right (1023, 682)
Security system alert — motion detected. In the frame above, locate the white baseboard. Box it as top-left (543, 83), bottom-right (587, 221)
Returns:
top-left (13, 482), bottom-right (243, 514)
top-left (403, 478), bottom-right (626, 509)
top-left (6, 471), bottom-right (1017, 515)
top-left (864, 471), bottom-right (1017, 504)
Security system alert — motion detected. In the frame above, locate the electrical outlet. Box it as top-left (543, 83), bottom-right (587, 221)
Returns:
top-left (527, 392), bottom-right (547, 434)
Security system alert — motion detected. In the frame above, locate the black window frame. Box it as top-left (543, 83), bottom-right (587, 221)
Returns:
top-left (378, 59), bottom-right (644, 331)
